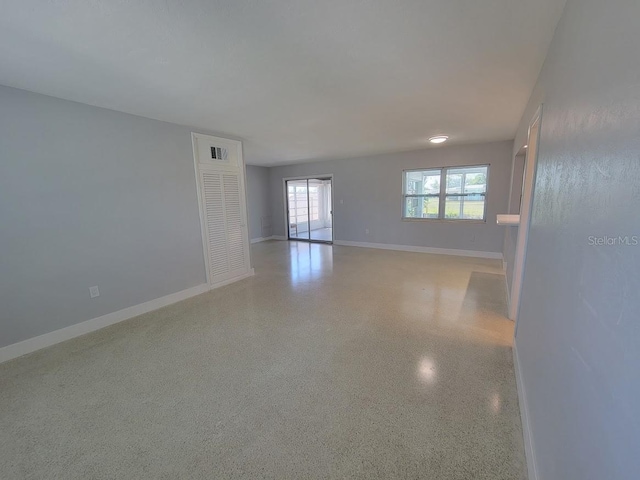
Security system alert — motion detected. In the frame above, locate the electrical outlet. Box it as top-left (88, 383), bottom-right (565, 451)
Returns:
top-left (365, 229), bottom-right (369, 235)
top-left (89, 286), bottom-right (100, 298)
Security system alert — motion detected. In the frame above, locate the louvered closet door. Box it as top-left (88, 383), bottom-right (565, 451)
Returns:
top-left (201, 171), bottom-right (249, 284)
top-left (222, 173), bottom-right (247, 274)
top-left (202, 172), bottom-right (229, 279)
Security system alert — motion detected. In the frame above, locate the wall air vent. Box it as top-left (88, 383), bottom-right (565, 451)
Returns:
top-left (211, 146), bottom-right (229, 161)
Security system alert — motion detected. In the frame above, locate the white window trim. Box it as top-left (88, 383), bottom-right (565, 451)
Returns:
top-left (401, 164), bottom-right (490, 222)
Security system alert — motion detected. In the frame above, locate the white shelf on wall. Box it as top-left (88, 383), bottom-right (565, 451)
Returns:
top-left (496, 214), bottom-right (520, 226)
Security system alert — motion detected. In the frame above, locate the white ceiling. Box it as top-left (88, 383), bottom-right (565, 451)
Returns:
top-left (0, 0), bottom-right (566, 166)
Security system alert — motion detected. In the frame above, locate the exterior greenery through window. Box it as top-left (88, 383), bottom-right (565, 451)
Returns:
top-left (403, 165), bottom-right (488, 220)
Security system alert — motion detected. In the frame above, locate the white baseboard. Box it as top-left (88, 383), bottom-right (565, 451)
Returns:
top-left (0, 268), bottom-right (257, 364)
top-left (0, 283), bottom-right (208, 364)
top-left (333, 240), bottom-right (503, 260)
top-left (513, 339), bottom-right (538, 480)
top-left (250, 236), bottom-right (286, 243)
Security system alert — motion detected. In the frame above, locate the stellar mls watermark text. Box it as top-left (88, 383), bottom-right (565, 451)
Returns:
top-left (588, 235), bottom-right (638, 246)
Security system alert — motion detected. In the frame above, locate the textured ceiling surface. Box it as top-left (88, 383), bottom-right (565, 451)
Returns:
top-left (0, 0), bottom-right (565, 165)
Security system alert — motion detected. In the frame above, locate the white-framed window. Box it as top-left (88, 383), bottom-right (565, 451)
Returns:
top-left (402, 165), bottom-right (489, 221)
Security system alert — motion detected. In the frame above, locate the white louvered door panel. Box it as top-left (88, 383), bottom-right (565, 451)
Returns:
top-left (201, 172), bottom-right (230, 279)
top-left (222, 173), bottom-right (247, 274)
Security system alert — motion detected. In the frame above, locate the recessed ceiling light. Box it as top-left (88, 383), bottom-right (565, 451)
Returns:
top-left (523, 145), bottom-right (528, 148)
top-left (429, 135), bottom-right (449, 144)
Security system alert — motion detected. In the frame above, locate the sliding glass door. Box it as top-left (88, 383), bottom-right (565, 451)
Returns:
top-left (286, 177), bottom-right (333, 243)
top-left (287, 180), bottom-right (310, 240)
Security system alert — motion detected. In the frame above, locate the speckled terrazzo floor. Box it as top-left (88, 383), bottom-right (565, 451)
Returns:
top-left (0, 241), bottom-right (526, 479)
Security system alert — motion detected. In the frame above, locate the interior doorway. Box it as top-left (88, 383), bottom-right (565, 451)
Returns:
top-left (285, 176), bottom-right (333, 244)
top-left (510, 105), bottom-right (543, 326)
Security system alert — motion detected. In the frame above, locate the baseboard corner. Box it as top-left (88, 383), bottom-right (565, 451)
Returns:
top-left (333, 240), bottom-right (503, 260)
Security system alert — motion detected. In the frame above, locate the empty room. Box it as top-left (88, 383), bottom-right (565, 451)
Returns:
top-left (1, 1), bottom-right (638, 479)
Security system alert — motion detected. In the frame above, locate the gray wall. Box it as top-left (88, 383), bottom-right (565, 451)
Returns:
top-left (270, 141), bottom-right (513, 253)
top-left (504, 154), bottom-right (525, 297)
top-left (245, 165), bottom-right (272, 240)
top-left (509, 155), bottom-right (526, 215)
top-left (0, 86), bottom-right (208, 348)
top-left (514, 0), bottom-right (640, 479)
top-left (503, 226), bottom-right (518, 300)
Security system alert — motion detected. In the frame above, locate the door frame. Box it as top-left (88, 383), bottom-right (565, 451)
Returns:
top-left (282, 174), bottom-right (334, 244)
top-left (510, 105), bottom-right (543, 326)
top-left (191, 132), bottom-right (253, 288)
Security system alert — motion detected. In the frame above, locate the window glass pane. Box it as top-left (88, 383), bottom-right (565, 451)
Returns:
top-left (446, 166), bottom-right (487, 195)
top-left (444, 195), bottom-right (486, 219)
top-left (403, 165), bottom-right (487, 220)
top-left (404, 170), bottom-right (441, 195)
top-left (404, 196), bottom-right (440, 219)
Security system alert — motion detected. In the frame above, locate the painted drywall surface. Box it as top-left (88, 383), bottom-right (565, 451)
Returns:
top-left (269, 141), bottom-right (512, 253)
top-left (504, 155), bottom-right (525, 296)
top-left (246, 165), bottom-right (272, 240)
top-left (0, 0), bottom-right (566, 165)
top-left (509, 155), bottom-right (526, 215)
top-left (0, 86), bottom-right (207, 348)
top-left (503, 226), bottom-right (517, 299)
top-left (514, 0), bottom-right (640, 479)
